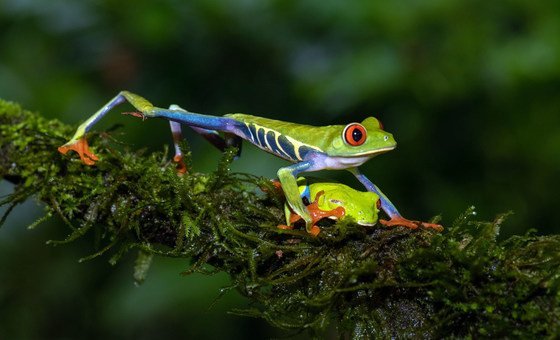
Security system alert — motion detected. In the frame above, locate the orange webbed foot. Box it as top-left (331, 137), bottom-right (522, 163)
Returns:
top-left (58, 137), bottom-right (99, 166)
top-left (380, 216), bottom-right (443, 232)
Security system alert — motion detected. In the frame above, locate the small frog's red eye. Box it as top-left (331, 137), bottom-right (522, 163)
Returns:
top-left (376, 198), bottom-right (381, 210)
top-left (343, 123), bottom-right (367, 146)
top-left (378, 120), bottom-right (384, 131)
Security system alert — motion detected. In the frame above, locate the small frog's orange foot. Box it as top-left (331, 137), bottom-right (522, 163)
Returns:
top-left (277, 224), bottom-right (294, 232)
top-left (277, 223), bottom-right (320, 236)
top-left (380, 217), bottom-right (443, 232)
top-left (308, 225), bottom-right (321, 237)
top-left (58, 137), bottom-right (99, 166)
top-left (285, 191), bottom-right (346, 237)
top-left (173, 154), bottom-right (188, 175)
top-left (309, 205), bottom-right (345, 222)
top-left (278, 221), bottom-right (322, 236)
top-left (264, 179), bottom-right (284, 196)
top-left (306, 190), bottom-right (346, 223)
top-left (270, 179), bottom-right (282, 190)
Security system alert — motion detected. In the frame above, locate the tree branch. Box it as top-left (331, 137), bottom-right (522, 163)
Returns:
top-left (1, 99), bottom-right (559, 338)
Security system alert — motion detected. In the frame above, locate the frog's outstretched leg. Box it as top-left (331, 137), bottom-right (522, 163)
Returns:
top-left (349, 167), bottom-right (443, 231)
top-left (59, 91), bottom-right (245, 164)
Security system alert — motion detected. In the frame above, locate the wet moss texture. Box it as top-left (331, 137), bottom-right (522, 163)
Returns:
top-left (1, 99), bottom-right (559, 338)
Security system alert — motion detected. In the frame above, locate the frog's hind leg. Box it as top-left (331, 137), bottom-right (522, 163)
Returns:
top-left (167, 105), bottom-right (242, 173)
top-left (168, 120), bottom-right (188, 174)
top-left (59, 91), bottom-right (158, 164)
top-left (168, 104), bottom-right (242, 155)
top-left (59, 91), bottom-right (244, 165)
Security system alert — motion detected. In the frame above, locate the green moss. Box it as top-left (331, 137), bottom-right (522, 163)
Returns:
top-left (1, 99), bottom-right (559, 338)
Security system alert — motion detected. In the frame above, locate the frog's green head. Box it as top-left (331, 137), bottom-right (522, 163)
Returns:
top-left (326, 117), bottom-right (396, 158)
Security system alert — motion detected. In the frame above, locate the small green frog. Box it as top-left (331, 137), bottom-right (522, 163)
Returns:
top-left (277, 178), bottom-right (381, 235)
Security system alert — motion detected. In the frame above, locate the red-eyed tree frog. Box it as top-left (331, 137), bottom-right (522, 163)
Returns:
top-left (279, 178), bottom-right (383, 236)
top-left (58, 91), bottom-right (442, 235)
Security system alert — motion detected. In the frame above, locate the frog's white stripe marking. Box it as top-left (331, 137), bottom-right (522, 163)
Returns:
top-left (261, 127), bottom-right (273, 150)
top-left (245, 123), bottom-right (256, 143)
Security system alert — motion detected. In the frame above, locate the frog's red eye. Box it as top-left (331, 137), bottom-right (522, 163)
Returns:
top-left (378, 120), bottom-right (384, 131)
top-left (376, 198), bottom-right (381, 210)
top-left (343, 123), bottom-right (367, 146)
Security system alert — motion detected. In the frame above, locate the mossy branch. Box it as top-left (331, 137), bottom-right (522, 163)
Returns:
top-left (1, 99), bottom-right (559, 338)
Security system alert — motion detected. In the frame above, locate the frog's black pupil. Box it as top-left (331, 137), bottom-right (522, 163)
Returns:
top-left (352, 128), bottom-right (363, 142)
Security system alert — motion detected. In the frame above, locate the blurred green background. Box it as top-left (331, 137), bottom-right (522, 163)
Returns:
top-left (1, 0), bottom-right (559, 338)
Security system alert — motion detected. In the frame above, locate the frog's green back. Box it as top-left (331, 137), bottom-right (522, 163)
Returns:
top-left (226, 113), bottom-right (341, 152)
top-left (226, 113), bottom-right (396, 161)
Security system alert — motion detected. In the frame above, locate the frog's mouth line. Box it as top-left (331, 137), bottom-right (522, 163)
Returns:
top-left (350, 145), bottom-right (396, 157)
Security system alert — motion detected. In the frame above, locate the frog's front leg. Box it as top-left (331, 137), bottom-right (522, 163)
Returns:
top-left (349, 167), bottom-right (443, 231)
top-left (277, 161), bottom-right (318, 234)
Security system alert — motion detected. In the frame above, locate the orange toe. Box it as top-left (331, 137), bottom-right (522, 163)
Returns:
top-left (277, 224), bottom-right (294, 230)
top-left (270, 179), bottom-right (282, 190)
top-left (173, 154), bottom-right (188, 175)
top-left (309, 225), bottom-right (321, 236)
